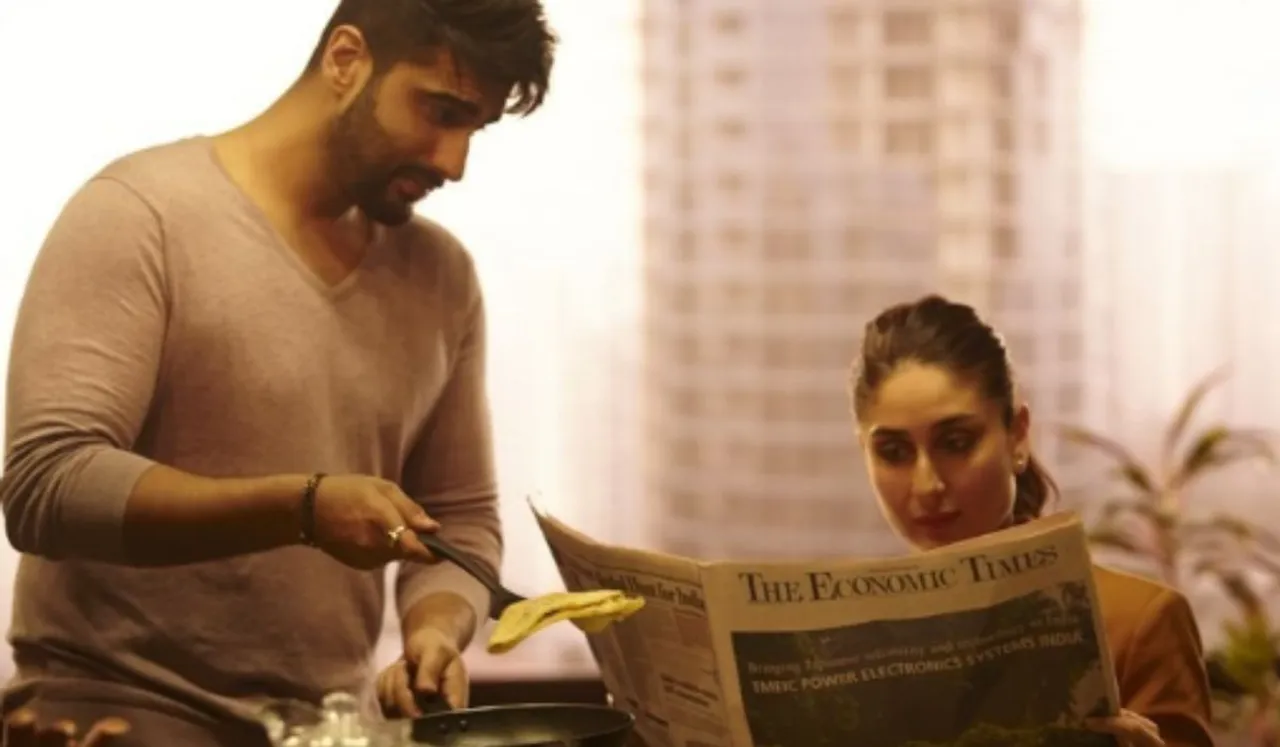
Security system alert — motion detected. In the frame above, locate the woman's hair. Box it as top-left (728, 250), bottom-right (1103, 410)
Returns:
top-left (849, 294), bottom-right (1058, 521)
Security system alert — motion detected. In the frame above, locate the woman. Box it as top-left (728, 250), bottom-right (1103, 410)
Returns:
top-left (850, 294), bottom-right (1214, 747)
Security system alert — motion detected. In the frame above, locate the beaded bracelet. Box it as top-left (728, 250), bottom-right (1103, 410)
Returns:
top-left (300, 472), bottom-right (326, 546)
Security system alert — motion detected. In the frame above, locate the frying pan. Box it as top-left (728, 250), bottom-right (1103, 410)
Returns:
top-left (402, 533), bottom-right (638, 747)
top-left (406, 696), bottom-right (636, 747)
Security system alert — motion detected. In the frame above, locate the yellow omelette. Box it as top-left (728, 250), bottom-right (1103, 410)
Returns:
top-left (486, 589), bottom-right (646, 654)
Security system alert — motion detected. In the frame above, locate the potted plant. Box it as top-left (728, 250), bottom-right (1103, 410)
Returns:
top-left (1058, 367), bottom-right (1280, 742)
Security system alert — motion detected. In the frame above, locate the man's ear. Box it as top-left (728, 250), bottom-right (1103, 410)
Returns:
top-left (318, 24), bottom-right (375, 102)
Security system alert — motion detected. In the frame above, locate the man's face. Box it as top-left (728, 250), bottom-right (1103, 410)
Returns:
top-left (325, 44), bottom-right (506, 226)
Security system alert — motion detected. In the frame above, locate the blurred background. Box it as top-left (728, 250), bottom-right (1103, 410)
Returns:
top-left (2, 0), bottom-right (1280, 725)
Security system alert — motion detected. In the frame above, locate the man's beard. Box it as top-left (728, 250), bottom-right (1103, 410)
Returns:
top-left (326, 83), bottom-right (439, 227)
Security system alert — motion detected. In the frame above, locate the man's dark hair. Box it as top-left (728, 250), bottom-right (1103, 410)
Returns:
top-left (305, 0), bottom-right (556, 115)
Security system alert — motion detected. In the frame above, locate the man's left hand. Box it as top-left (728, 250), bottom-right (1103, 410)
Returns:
top-left (376, 625), bottom-right (470, 718)
top-left (3, 709), bottom-right (131, 747)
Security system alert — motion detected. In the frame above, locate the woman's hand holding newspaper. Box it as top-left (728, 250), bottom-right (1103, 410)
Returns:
top-left (1086, 709), bottom-right (1163, 747)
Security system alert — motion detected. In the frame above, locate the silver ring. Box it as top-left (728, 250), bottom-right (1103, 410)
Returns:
top-left (387, 525), bottom-right (408, 548)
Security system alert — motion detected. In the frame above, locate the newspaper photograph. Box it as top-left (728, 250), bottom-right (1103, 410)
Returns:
top-left (533, 508), bottom-right (1121, 747)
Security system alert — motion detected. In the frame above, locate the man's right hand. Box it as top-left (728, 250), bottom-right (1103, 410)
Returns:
top-left (310, 475), bottom-right (440, 569)
top-left (106, 465), bottom-right (448, 568)
top-left (3, 709), bottom-right (129, 747)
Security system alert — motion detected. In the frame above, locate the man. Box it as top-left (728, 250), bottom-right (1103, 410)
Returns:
top-left (0, 0), bottom-right (556, 744)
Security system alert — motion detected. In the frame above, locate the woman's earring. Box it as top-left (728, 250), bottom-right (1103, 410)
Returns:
top-left (1014, 456), bottom-right (1027, 474)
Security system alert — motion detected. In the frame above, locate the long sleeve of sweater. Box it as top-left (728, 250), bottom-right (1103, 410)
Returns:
top-left (2, 177), bottom-right (164, 561)
top-left (395, 267), bottom-right (502, 637)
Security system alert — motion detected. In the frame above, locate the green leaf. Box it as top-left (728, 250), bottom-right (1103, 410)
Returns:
top-left (1086, 526), bottom-right (1146, 556)
top-left (1184, 516), bottom-right (1280, 551)
top-left (1172, 426), bottom-right (1279, 491)
top-left (1162, 366), bottom-right (1230, 469)
top-left (1244, 547), bottom-right (1280, 580)
top-left (1095, 498), bottom-right (1149, 524)
top-left (1216, 612), bottom-right (1278, 696)
top-left (1217, 573), bottom-right (1267, 620)
top-left (1060, 426), bottom-right (1158, 494)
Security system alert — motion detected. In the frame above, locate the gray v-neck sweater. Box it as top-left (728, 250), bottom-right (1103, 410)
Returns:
top-left (0, 137), bottom-right (501, 740)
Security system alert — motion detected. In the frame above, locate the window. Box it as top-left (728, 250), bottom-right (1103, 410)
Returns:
top-left (638, 14), bottom-right (658, 40)
top-left (990, 63), bottom-right (1013, 99)
top-left (760, 389), bottom-right (789, 418)
top-left (884, 121), bottom-right (934, 156)
top-left (1031, 55), bottom-right (1047, 95)
top-left (841, 228), bottom-right (871, 259)
top-left (883, 10), bottom-right (932, 44)
top-left (724, 334), bottom-right (751, 363)
top-left (1060, 382), bottom-right (1084, 413)
top-left (1064, 230), bottom-right (1081, 258)
top-left (883, 66), bottom-right (934, 99)
top-left (1061, 279), bottom-right (1081, 307)
top-left (663, 488), bottom-right (705, 522)
top-left (761, 285), bottom-right (792, 314)
top-left (1004, 332), bottom-right (1034, 361)
top-left (786, 232), bottom-right (812, 259)
top-left (670, 334), bottom-right (701, 365)
top-left (1061, 332), bottom-right (1083, 360)
top-left (714, 65), bottom-right (746, 87)
top-left (828, 7), bottom-right (859, 43)
top-left (719, 224), bottom-right (749, 251)
top-left (715, 118), bottom-right (746, 139)
top-left (1034, 121), bottom-right (1050, 152)
top-left (675, 73), bottom-right (692, 108)
top-left (994, 280), bottom-right (1033, 310)
top-left (723, 391), bottom-right (754, 419)
top-left (720, 281), bottom-right (752, 312)
top-left (830, 117), bottom-right (859, 151)
top-left (675, 122), bottom-right (692, 162)
top-left (717, 171), bottom-right (746, 195)
top-left (835, 280), bottom-right (869, 313)
top-left (674, 229), bottom-right (696, 261)
top-left (677, 179), bottom-right (694, 212)
top-left (762, 231), bottom-right (811, 261)
top-left (669, 437), bottom-right (703, 469)
top-left (940, 168), bottom-right (970, 192)
top-left (644, 168), bottom-right (661, 192)
top-left (713, 10), bottom-right (744, 34)
top-left (993, 226), bottom-right (1017, 260)
top-left (829, 64), bottom-right (860, 94)
top-left (669, 282), bottom-right (698, 313)
top-left (993, 119), bottom-right (1014, 152)
top-left (993, 10), bottom-right (1020, 47)
top-left (762, 178), bottom-right (809, 213)
top-left (992, 171), bottom-right (1015, 207)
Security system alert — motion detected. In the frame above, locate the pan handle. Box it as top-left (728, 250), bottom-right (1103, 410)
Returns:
top-left (401, 659), bottom-right (457, 718)
top-left (412, 692), bottom-right (454, 717)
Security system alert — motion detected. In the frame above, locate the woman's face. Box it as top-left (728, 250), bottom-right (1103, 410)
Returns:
top-left (857, 362), bottom-right (1030, 551)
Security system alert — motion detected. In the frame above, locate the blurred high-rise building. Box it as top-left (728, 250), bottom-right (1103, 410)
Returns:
top-left (641, 0), bottom-right (1086, 558)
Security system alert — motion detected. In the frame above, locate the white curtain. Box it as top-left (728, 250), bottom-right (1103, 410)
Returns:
top-left (1082, 0), bottom-right (1280, 639)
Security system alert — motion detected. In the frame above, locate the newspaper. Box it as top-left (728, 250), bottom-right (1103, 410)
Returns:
top-left (532, 507), bottom-right (1121, 747)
